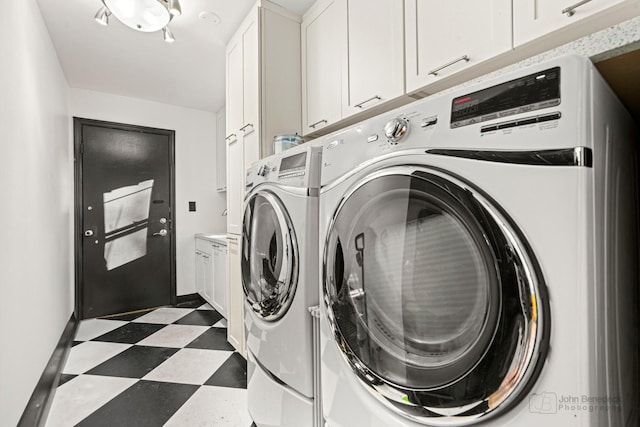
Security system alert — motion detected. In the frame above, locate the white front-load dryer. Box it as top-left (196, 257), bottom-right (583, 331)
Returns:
top-left (242, 145), bottom-right (323, 427)
top-left (318, 55), bottom-right (638, 427)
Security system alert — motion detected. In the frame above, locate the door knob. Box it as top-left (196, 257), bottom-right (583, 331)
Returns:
top-left (154, 229), bottom-right (168, 237)
top-left (84, 230), bottom-right (94, 237)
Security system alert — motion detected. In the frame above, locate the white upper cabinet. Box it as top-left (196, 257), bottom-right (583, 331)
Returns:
top-left (216, 106), bottom-right (226, 192)
top-left (302, 0), bottom-right (347, 135)
top-left (241, 16), bottom-right (259, 140)
top-left (225, 25), bottom-right (246, 236)
top-left (225, 38), bottom-right (243, 143)
top-left (344, 0), bottom-right (405, 116)
top-left (226, 38), bottom-right (243, 142)
top-left (225, 0), bottom-right (301, 235)
top-left (405, 0), bottom-right (512, 93)
top-left (514, 0), bottom-right (638, 47)
top-left (225, 1), bottom-right (301, 159)
top-left (225, 134), bottom-right (243, 235)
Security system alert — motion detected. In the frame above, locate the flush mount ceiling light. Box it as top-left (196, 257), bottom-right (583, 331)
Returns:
top-left (94, 0), bottom-right (182, 42)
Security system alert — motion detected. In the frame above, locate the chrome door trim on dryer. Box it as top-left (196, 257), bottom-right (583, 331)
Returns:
top-left (242, 186), bottom-right (299, 322)
top-left (322, 164), bottom-right (550, 426)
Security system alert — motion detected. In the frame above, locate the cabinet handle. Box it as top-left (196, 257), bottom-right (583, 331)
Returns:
top-left (428, 55), bottom-right (470, 76)
top-left (225, 133), bottom-right (236, 142)
top-left (354, 95), bottom-right (381, 109)
top-left (239, 123), bottom-right (254, 133)
top-left (309, 119), bottom-right (328, 129)
top-left (227, 236), bottom-right (238, 242)
top-left (562, 0), bottom-right (591, 16)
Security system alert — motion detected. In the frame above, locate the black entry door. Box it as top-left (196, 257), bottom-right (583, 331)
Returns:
top-left (75, 118), bottom-right (176, 319)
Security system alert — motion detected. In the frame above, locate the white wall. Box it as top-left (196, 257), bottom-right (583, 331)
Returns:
top-left (0, 1), bottom-right (72, 425)
top-left (69, 89), bottom-right (227, 296)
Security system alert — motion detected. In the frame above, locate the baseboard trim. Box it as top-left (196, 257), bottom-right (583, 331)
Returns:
top-left (18, 314), bottom-right (78, 427)
top-left (176, 293), bottom-right (205, 308)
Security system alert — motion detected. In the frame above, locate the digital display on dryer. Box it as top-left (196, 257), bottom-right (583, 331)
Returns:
top-left (280, 152), bottom-right (307, 172)
top-left (451, 67), bottom-right (560, 128)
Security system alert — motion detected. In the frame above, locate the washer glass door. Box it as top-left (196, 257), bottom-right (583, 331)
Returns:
top-left (242, 190), bottom-right (298, 321)
top-left (323, 167), bottom-right (548, 424)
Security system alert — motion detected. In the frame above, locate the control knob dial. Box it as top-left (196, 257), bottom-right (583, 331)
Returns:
top-left (257, 164), bottom-right (270, 177)
top-left (384, 117), bottom-right (409, 144)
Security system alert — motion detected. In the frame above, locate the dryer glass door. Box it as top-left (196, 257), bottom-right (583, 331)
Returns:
top-left (323, 167), bottom-right (548, 424)
top-left (242, 190), bottom-right (298, 321)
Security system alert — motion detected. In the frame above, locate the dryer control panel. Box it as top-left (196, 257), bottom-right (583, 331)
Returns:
top-left (450, 67), bottom-right (561, 129)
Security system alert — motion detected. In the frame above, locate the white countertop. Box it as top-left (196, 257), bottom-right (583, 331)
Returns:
top-left (195, 233), bottom-right (228, 245)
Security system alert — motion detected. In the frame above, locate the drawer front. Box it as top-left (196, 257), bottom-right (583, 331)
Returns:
top-left (195, 238), bottom-right (213, 254)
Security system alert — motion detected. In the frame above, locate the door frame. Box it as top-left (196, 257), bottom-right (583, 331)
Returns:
top-left (73, 117), bottom-right (177, 320)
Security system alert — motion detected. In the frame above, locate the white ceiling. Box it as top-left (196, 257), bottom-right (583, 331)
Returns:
top-left (36, 0), bottom-right (315, 113)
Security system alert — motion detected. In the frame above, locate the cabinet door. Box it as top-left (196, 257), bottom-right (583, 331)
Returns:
top-left (302, 0), bottom-right (347, 134)
top-left (226, 38), bottom-right (243, 139)
top-left (344, 0), bottom-right (404, 116)
top-left (195, 251), bottom-right (205, 298)
top-left (241, 14), bottom-right (259, 140)
top-left (514, 0), bottom-right (630, 47)
top-left (226, 136), bottom-right (243, 235)
top-left (203, 250), bottom-right (213, 304)
top-left (212, 244), bottom-right (228, 318)
top-left (405, 0), bottom-right (512, 93)
top-left (226, 237), bottom-right (246, 357)
top-left (216, 107), bottom-right (227, 192)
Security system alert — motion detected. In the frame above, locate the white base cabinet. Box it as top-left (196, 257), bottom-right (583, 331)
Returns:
top-left (195, 236), bottom-right (228, 319)
top-left (226, 235), bottom-right (246, 357)
top-left (195, 248), bottom-right (212, 304)
top-left (212, 243), bottom-right (227, 318)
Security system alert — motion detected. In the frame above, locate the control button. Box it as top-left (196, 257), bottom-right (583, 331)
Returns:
top-left (497, 121), bottom-right (517, 130)
top-left (384, 117), bottom-right (409, 144)
top-left (517, 117), bottom-right (537, 126)
top-left (498, 109), bottom-right (518, 118)
top-left (481, 125), bottom-right (497, 133)
top-left (517, 105), bottom-right (535, 114)
top-left (538, 112), bottom-right (562, 122)
top-left (367, 134), bottom-right (379, 143)
top-left (327, 140), bottom-right (339, 149)
top-left (421, 117), bottom-right (438, 128)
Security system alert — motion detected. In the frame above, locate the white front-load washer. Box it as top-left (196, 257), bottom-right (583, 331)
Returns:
top-left (318, 55), bottom-right (638, 426)
top-left (242, 145), bottom-right (323, 427)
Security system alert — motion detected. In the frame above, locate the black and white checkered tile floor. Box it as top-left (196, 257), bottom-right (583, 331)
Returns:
top-left (45, 303), bottom-right (255, 426)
